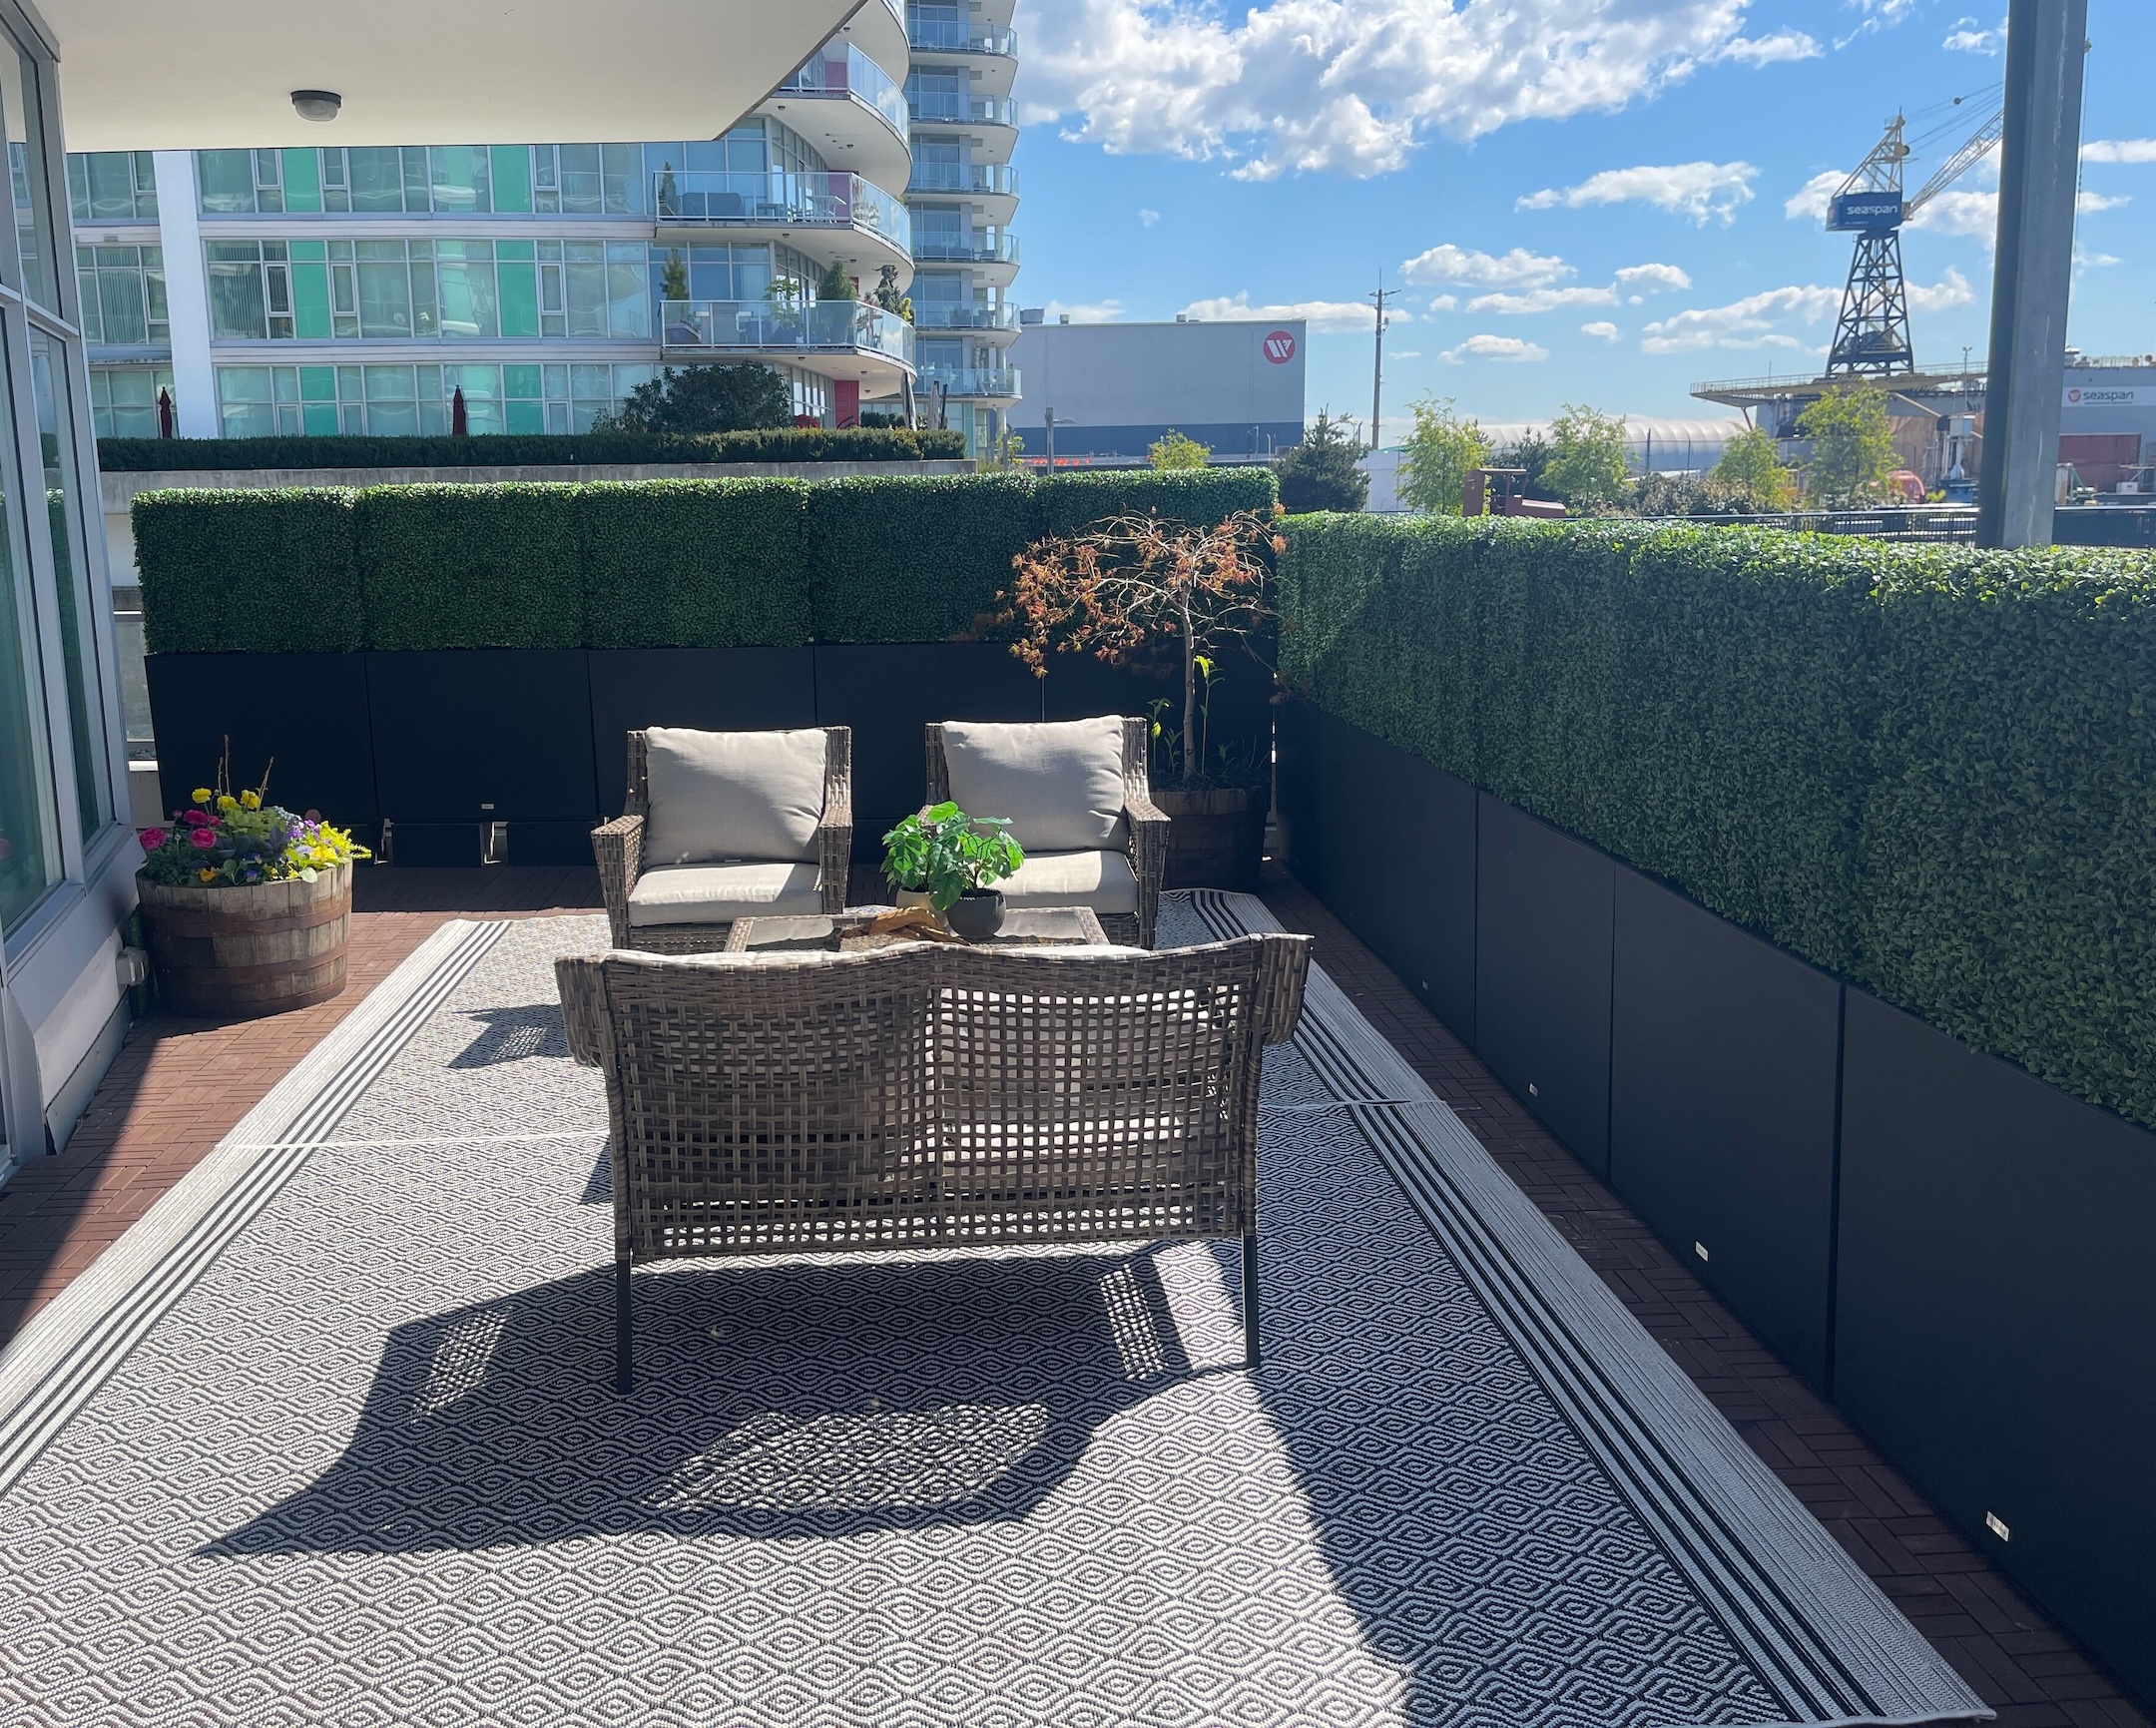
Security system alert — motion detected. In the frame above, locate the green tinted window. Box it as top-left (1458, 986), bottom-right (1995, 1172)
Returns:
top-left (280, 147), bottom-right (320, 213)
top-left (198, 150), bottom-right (255, 213)
top-left (491, 145), bottom-right (531, 213)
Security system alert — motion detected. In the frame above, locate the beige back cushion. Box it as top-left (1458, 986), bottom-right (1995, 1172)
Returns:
top-left (642, 727), bottom-right (827, 864)
top-left (941, 717), bottom-right (1128, 854)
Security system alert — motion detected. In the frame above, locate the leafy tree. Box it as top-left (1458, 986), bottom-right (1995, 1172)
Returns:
top-left (1148, 428), bottom-right (1212, 470)
top-left (1498, 430), bottom-right (1558, 499)
top-left (1544, 403), bottom-right (1630, 510)
top-left (1710, 425), bottom-right (1797, 510)
top-left (1275, 409), bottom-right (1369, 512)
top-left (598, 364), bottom-right (794, 435)
top-left (816, 260), bottom-right (856, 302)
top-left (1395, 396), bottom-right (1490, 515)
top-left (872, 264), bottom-right (913, 323)
top-left (1795, 381), bottom-right (1895, 506)
top-left (658, 248), bottom-right (689, 304)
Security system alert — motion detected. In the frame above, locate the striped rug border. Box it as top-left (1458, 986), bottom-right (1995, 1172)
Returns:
top-left (0, 918), bottom-right (510, 1497)
top-left (1182, 889), bottom-right (1987, 1728)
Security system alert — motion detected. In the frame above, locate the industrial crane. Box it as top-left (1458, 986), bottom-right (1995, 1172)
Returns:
top-left (1825, 94), bottom-right (2003, 376)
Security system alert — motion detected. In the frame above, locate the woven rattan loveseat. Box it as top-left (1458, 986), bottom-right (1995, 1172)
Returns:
top-left (593, 727), bottom-right (851, 953)
top-left (925, 716), bottom-right (1168, 948)
top-left (557, 931), bottom-right (1312, 1390)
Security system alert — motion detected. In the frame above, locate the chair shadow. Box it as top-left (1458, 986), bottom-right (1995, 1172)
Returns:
top-left (207, 1249), bottom-right (1202, 1556)
top-left (448, 1005), bottom-right (573, 1068)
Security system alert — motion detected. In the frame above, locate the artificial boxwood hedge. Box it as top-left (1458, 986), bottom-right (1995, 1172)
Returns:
top-left (135, 467), bottom-right (1280, 655)
top-left (100, 425), bottom-right (967, 471)
top-left (1277, 512), bottom-right (2156, 1129)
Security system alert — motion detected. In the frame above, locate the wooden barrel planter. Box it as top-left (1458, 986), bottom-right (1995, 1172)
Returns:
top-left (1155, 785), bottom-right (1269, 891)
top-left (137, 864), bottom-right (353, 1019)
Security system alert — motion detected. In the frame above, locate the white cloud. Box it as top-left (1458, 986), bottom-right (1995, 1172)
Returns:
top-left (1581, 320), bottom-right (1622, 341)
top-left (1466, 285), bottom-right (1620, 313)
top-left (1014, 0), bottom-right (1807, 180)
top-left (1399, 244), bottom-right (1572, 288)
top-left (1177, 291), bottom-right (1388, 332)
top-left (1139, 208), bottom-right (1162, 227)
top-left (1638, 283), bottom-right (1840, 353)
top-left (1785, 169), bottom-right (1844, 223)
top-left (1427, 293), bottom-right (1459, 312)
top-left (1836, 0), bottom-right (1917, 49)
top-left (2077, 190), bottom-right (2133, 213)
top-left (1614, 262), bottom-right (1692, 293)
top-left (1389, 349), bottom-right (1422, 359)
top-left (1043, 298), bottom-right (1126, 321)
top-left (1942, 15), bottom-right (2003, 53)
top-left (1439, 332), bottom-right (1550, 363)
top-left (2083, 139), bottom-right (2156, 165)
top-left (1517, 160), bottom-right (1758, 224)
top-left (1905, 267), bottom-right (1975, 312)
top-left (2075, 247), bottom-right (2122, 269)
top-left (1905, 186), bottom-right (2128, 244)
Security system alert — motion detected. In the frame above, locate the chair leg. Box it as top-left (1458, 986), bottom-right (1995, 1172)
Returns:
top-left (1242, 1231), bottom-right (1261, 1370)
top-left (615, 1258), bottom-right (634, 1395)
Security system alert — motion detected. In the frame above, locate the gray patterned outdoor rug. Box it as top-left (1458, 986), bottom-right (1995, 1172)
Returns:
top-left (0, 894), bottom-right (1985, 1728)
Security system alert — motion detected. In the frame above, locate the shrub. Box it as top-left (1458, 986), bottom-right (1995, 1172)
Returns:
top-left (355, 484), bottom-right (584, 650)
top-left (98, 425), bottom-right (967, 471)
top-left (1278, 513), bottom-right (2156, 1127)
top-left (132, 487), bottom-right (360, 654)
top-left (598, 363), bottom-right (794, 434)
top-left (579, 480), bottom-right (810, 649)
top-left (806, 472), bottom-right (1036, 641)
top-left (1275, 410), bottom-right (1369, 514)
top-left (1032, 467), bottom-right (1279, 538)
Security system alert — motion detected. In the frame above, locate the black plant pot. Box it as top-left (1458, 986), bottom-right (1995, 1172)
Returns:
top-left (947, 888), bottom-right (1005, 941)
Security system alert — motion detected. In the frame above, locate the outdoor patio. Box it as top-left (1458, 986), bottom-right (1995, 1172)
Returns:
top-left (0, 863), bottom-right (2141, 1728)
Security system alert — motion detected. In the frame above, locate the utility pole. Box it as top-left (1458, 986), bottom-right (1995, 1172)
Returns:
top-left (1977, 0), bottom-right (2088, 547)
top-left (1368, 280), bottom-right (1395, 452)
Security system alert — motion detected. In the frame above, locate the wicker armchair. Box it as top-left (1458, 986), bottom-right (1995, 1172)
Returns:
top-left (558, 931), bottom-right (1312, 1390)
top-left (925, 715), bottom-right (1169, 948)
top-left (593, 727), bottom-right (851, 953)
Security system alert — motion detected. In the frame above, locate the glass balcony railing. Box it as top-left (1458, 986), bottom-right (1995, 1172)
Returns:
top-left (905, 91), bottom-right (1016, 127)
top-left (659, 297), bottom-right (914, 366)
top-left (907, 20), bottom-right (1017, 55)
top-left (911, 231), bottom-right (1019, 265)
top-left (905, 162), bottom-right (1019, 197)
top-left (779, 45), bottom-right (909, 136)
top-left (653, 172), bottom-right (910, 253)
top-left (918, 363), bottom-right (1020, 398)
top-left (911, 301), bottom-right (1020, 331)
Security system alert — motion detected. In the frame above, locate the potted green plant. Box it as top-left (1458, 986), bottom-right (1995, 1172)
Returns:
top-left (135, 748), bottom-right (370, 1018)
top-left (1001, 509), bottom-right (1283, 890)
top-left (881, 802), bottom-right (1023, 940)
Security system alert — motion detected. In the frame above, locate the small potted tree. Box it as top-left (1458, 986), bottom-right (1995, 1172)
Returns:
top-left (881, 802), bottom-right (1023, 940)
top-left (1001, 509), bottom-right (1284, 890)
top-left (135, 749), bottom-right (369, 1018)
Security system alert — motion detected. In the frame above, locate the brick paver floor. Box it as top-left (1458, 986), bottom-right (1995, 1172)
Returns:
top-left (0, 861), bottom-right (2144, 1726)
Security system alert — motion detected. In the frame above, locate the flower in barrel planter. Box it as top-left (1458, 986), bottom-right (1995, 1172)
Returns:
top-left (882, 803), bottom-right (1023, 939)
top-left (1000, 509), bottom-right (1286, 889)
top-left (135, 750), bottom-right (370, 1019)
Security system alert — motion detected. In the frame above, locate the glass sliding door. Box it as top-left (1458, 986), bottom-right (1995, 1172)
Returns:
top-left (0, 320), bottom-right (58, 929)
top-left (30, 327), bottom-right (109, 838)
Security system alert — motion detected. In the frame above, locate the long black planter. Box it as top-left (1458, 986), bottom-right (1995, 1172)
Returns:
top-left (1276, 697), bottom-right (2156, 1710)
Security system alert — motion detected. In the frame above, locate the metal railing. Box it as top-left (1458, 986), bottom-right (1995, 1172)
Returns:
top-left (911, 230), bottom-right (1019, 264)
top-left (1638, 507), bottom-right (1978, 542)
top-left (651, 171), bottom-right (910, 253)
top-left (779, 45), bottom-right (909, 136)
top-left (907, 20), bottom-right (1017, 55)
top-left (905, 162), bottom-right (1019, 197)
top-left (918, 363), bottom-right (1020, 398)
top-left (659, 297), bottom-right (914, 365)
top-left (911, 301), bottom-right (1019, 331)
top-left (904, 91), bottom-right (1016, 126)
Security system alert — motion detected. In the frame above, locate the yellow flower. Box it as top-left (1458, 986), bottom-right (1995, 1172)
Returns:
top-left (240, 790), bottom-right (262, 810)
top-left (198, 867), bottom-right (218, 882)
top-left (192, 787), bottom-right (213, 804)
top-left (216, 795), bottom-right (239, 814)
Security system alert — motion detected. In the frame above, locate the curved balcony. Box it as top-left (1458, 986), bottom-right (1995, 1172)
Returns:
top-left (767, 44), bottom-right (912, 191)
top-left (906, 91), bottom-right (1016, 127)
top-left (659, 296), bottom-right (914, 386)
top-left (911, 301), bottom-right (1020, 334)
top-left (842, 0), bottom-right (911, 89)
top-left (918, 363), bottom-right (1020, 402)
top-left (905, 161), bottom-right (1019, 224)
top-left (907, 20), bottom-right (1016, 56)
top-left (653, 170), bottom-right (911, 281)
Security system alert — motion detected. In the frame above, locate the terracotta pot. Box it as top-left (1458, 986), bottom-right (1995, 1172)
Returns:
top-left (946, 888), bottom-right (1005, 941)
top-left (1154, 785), bottom-right (1269, 891)
top-left (137, 863), bottom-right (352, 1019)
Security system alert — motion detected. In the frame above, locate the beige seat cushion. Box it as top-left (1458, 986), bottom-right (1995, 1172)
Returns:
top-left (643, 727), bottom-right (826, 865)
top-left (940, 717), bottom-right (1128, 854)
top-left (996, 850), bottom-right (1139, 915)
top-left (627, 861), bottom-right (823, 927)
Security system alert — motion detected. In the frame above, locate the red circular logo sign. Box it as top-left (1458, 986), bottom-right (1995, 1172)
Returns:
top-left (1262, 329), bottom-right (1297, 364)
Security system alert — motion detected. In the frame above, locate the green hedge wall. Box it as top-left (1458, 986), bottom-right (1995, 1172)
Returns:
top-left (1277, 512), bottom-right (2156, 1129)
top-left (99, 426), bottom-right (967, 471)
top-left (134, 488), bottom-right (362, 654)
top-left (136, 469), bottom-right (1267, 654)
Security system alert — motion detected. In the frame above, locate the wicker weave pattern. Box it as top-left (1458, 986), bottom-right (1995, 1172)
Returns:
top-left (593, 729), bottom-right (853, 952)
top-left (558, 933), bottom-right (1309, 1264)
top-left (924, 716), bottom-right (1168, 948)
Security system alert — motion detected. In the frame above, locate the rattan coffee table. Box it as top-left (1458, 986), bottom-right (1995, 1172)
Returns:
top-left (725, 905), bottom-right (1111, 954)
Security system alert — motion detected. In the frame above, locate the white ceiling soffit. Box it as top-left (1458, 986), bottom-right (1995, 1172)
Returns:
top-left (36, 0), bottom-right (862, 151)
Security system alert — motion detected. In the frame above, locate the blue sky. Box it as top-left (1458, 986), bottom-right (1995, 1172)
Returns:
top-left (1005, 0), bottom-right (2154, 436)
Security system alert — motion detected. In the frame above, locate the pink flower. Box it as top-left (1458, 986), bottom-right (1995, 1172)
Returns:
top-left (182, 808), bottom-right (209, 825)
top-left (139, 827), bottom-right (169, 851)
top-left (189, 828), bottom-right (219, 851)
